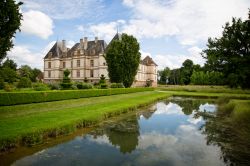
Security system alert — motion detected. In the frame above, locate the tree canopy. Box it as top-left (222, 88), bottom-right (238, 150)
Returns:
top-left (0, 0), bottom-right (23, 63)
top-left (105, 33), bottom-right (141, 87)
top-left (202, 10), bottom-right (250, 88)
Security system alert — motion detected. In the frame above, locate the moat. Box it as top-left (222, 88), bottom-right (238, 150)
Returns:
top-left (2, 97), bottom-right (242, 166)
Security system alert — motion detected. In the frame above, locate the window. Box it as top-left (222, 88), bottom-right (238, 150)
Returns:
top-left (90, 70), bottom-right (94, 77)
top-left (48, 62), bottom-right (51, 68)
top-left (71, 61), bottom-right (73, 68)
top-left (77, 60), bottom-right (80, 67)
top-left (77, 70), bottom-right (80, 78)
top-left (90, 60), bottom-right (94, 67)
top-left (63, 62), bottom-right (66, 68)
top-left (48, 71), bottom-right (51, 78)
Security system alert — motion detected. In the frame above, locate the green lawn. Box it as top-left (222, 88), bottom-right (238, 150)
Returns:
top-left (0, 91), bottom-right (169, 150)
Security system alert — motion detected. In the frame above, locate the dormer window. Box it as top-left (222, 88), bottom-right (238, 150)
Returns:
top-left (48, 52), bottom-right (52, 58)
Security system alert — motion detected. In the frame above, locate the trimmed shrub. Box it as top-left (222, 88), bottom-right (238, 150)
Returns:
top-left (4, 83), bottom-right (14, 92)
top-left (99, 74), bottom-right (106, 84)
top-left (145, 79), bottom-right (153, 87)
top-left (76, 82), bottom-right (93, 89)
top-left (33, 83), bottom-right (49, 91)
top-left (110, 83), bottom-right (124, 88)
top-left (100, 83), bottom-right (108, 89)
top-left (17, 77), bottom-right (32, 88)
top-left (0, 88), bottom-right (154, 106)
top-left (48, 83), bottom-right (61, 90)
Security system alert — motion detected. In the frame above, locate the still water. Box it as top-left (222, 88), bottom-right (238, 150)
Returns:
top-left (11, 97), bottom-right (226, 166)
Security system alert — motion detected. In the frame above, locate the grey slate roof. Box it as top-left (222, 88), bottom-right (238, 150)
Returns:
top-left (44, 42), bottom-right (64, 59)
top-left (44, 40), bottom-right (107, 59)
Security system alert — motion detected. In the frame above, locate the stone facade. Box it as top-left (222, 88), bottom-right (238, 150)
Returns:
top-left (44, 34), bottom-right (158, 87)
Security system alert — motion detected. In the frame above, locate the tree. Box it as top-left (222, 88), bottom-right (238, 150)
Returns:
top-left (158, 67), bottom-right (170, 84)
top-left (19, 65), bottom-right (33, 80)
top-left (1, 58), bottom-right (17, 70)
top-left (180, 59), bottom-right (194, 85)
top-left (0, 67), bottom-right (17, 83)
top-left (31, 68), bottom-right (42, 82)
top-left (17, 77), bottom-right (32, 88)
top-left (0, 0), bottom-right (23, 63)
top-left (106, 33), bottom-right (141, 87)
top-left (202, 10), bottom-right (250, 88)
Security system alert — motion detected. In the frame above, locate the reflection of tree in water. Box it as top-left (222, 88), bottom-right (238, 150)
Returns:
top-left (91, 114), bottom-right (140, 154)
top-left (166, 99), bottom-right (206, 115)
top-left (201, 111), bottom-right (250, 165)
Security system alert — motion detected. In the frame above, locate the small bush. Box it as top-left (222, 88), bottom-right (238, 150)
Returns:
top-left (17, 77), bottom-right (32, 88)
top-left (4, 83), bottom-right (14, 92)
top-left (60, 83), bottom-right (72, 89)
top-left (48, 83), bottom-right (61, 90)
top-left (99, 74), bottom-right (106, 84)
top-left (100, 83), bottom-right (108, 89)
top-left (33, 83), bottom-right (49, 91)
top-left (145, 79), bottom-right (153, 87)
top-left (76, 82), bottom-right (93, 89)
top-left (110, 83), bottom-right (124, 88)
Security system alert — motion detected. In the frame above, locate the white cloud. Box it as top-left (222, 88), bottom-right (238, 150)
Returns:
top-left (152, 45), bottom-right (205, 69)
top-left (89, 20), bottom-right (126, 43)
top-left (66, 40), bottom-right (75, 48)
top-left (22, 0), bottom-right (104, 20)
top-left (8, 45), bottom-right (44, 69)
top-left (8, 41), bottom-right (57, 70)
top-left (77, 25), bottom-right (85, 32)
top-left (121, 0), bottom-right (250, 45)
top-left (21, 10), bottom-right (53, 39)
top-left (154, 102), bottom-right (184, 115)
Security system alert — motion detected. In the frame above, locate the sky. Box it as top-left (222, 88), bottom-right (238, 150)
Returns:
top-left (7, 0), bottom-right (250, 70)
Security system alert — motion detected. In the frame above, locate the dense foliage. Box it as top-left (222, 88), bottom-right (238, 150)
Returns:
top-left (202, 10), bottom-right (250, 88)
top-left (190, 71), bottom-right (224, 85)
top-left (0, 88), bottom-right (154, 106)
top-left (17, 77), bottom-right (32, 88)
top-left (0, 0), bottom-right (22, 63)
top-left (106, 33), bottom-right (141, 88)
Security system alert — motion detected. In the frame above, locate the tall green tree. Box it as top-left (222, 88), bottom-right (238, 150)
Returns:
top-left (202, 10), bottom-right (250, 88)
top-left (0, 0), bottom-right (23, 63)
top-left (180, 59), bottom-right (194, 85)
top-left (1, 58), bottom-right (17, 70)
top-left (106, 33), bottom-right (141, 87)
top-left (158, 67), bottom-right (170, 84)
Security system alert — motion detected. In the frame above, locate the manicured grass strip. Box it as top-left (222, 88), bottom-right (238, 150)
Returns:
top-left (0, 91), bottom-right (169, 151)
top-left (0, 88), bottom-right (153, 106)
top-left (157, 85), bottom-right (250, 94)
top-left (156, 90), bottom-right (250, 99)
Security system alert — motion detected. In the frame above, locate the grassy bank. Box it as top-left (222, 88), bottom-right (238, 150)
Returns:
top-left (0, 91), bottom-right (169, 152)
top-left (204, 99), bottom-right (250, 164)
top-left (0, 88), bottom-right (154, 106)
top-left (157, 85), bottom-right (250, 94)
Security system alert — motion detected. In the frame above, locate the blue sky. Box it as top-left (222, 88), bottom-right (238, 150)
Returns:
top-left (8, 0), bottom-right (250, 70)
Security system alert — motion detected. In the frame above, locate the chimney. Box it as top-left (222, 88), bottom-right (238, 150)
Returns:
top-left (80, 38), bottom-right (83, 49)
top-left (62, 40), bottom-right (66, 52)
top-left (84, 37), bottom-right (88, 50)
top-left (95, 37), bottom-right (98, 43)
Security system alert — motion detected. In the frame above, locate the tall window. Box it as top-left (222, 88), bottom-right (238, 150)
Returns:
top-left (77, 70), bottom-right (80, 78)
top-left (48, 71), bottom-right (51, 78)
top-left (48, 62), bottom-right (51, 68)
top-left (90, 60), bottom-right (94, 67)
top-left (77, 60), bottom-right (80, 67)
top-left (90, 70), bottom-right (94, 77)
top-left (63, 62), bottom-right (66, 68)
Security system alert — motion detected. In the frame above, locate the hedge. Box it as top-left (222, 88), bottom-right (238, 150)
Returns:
top-left (0, 88), bottom-right (154, 106)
